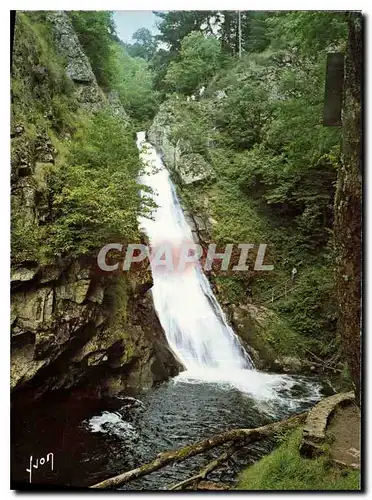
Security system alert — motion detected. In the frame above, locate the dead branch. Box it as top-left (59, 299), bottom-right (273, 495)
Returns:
top-left (304, 349), bottom-right (342, 373)
top-left (90, 411), bottom-right (307, 489)
top-left (168, 443), bottom-right (238, 490)
top-left (307, 359), bottom-right (342, 373)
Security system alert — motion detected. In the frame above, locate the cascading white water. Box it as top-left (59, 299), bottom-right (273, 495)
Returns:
top-left (136, 131), bottom-right (252, 373)
top-left (136, 131), bottom-right (321, 403)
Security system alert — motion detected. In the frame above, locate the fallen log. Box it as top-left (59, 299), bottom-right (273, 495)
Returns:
top-left (196, 481), bottom-right (230, 490)
top-left (90, 411), bottom-right (307, 489)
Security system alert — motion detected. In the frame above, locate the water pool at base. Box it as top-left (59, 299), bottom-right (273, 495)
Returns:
top-left (11, 372), bottom-right (322, 489)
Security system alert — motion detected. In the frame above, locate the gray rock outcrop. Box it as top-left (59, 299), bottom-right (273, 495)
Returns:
top-left (148, 102), bottom-right (213, 184)
top-left (46, 11), bottom-right (103, 110)
top-left (11, 259), bottom-right (181, 398)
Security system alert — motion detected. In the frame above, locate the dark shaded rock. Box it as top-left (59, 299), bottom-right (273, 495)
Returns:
top-left (11, 258), bottom-right (181, 399)
top-left (11, 266), bottom-right (38, 285)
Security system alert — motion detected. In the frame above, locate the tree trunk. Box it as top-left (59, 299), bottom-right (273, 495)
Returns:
top-left (334, 12), bottom-right (362, 406)
top-left (90, 412), bottom-right (306, 489)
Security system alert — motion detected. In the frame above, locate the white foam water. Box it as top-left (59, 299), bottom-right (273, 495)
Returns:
top-left (136, 131), bottom-right (252, 371)
top-left (87, 411), bottom-right (137, 439)
top-left (136, 131), bottom-right (321, 403)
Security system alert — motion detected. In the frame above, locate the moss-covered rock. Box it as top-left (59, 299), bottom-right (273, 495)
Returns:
top-left (148, 101), bottom-right (213, 184)
top-left (11, 12), bottom-right (180, 401)
top-left (228, 302), bottom-right (313, 373)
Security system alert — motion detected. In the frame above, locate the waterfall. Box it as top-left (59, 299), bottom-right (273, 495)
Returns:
top-left (136, 131), bottom-right (253, 374)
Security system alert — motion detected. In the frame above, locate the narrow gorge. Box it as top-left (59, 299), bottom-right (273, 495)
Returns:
top-left (11, 10), bottom-right (361, 491)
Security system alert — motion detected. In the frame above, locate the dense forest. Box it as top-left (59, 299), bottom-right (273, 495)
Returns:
top-left (11, 10), bottom-right (361, 491)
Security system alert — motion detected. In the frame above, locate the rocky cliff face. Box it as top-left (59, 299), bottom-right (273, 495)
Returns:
top-left (46, 11), bottom-right (104, 111)
top-left (11, 12), bottom-right (179, 400)
top-left (148, 101), bottom-right (213, 184)
top-left (11, 260), bottom-right (180, 399)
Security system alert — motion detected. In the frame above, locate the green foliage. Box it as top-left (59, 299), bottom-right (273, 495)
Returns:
top-left (165, 32), bottom-right (222, 94)
top-left (149, 48), bottom-right (177, 96)
top-left (159, 11), bottom-right (349, 361)
top-left (151, 10), bottom-right (273, 93)
top-left (244, 12), bottom-right (271, 52)
top-left (11, 205), bottom-right (44, 264)
top-left (168, 99), bottom-right (211, 154)
top-left (109, 43), bottom-right (160, 126)
top-left (46, 111), bottom-right (152, 258)
top-left (219, 11), bottom-right (271, 55)
top-left (214, 82), bottom-right (269, 150)
top-left (11, 13), bottom-right (152, 265)
top-left (154, 11), bottom-right (215, 53)
top-left (208, 178), bottom-right (268, 245)
top-left (68, 12), bottom-right (160, 123)
top-left (12, 12), bottom-right (76, 128)
top-left (273, 266), bottom-right (338, 356)
top-left (263, 316), bottom-right (308, 357)
top-left (266, 11), bottom-right (348, 54)
top-left (68, 11), bottom-right (116, 88)
top-left (125, 28), bottom-right (157, 61)
top-left (236, 428), bottom-right (360, 490)
top-left (209, 49), bottom-right (341, 251)
top-left (11, 12), bottom-right (80, 264)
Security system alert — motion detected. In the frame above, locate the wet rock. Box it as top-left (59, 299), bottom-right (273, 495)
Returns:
top-left (86, 351), bottom-right (109, 367)
top-left (11, 261), bottom-right (181, 399)
top-left (87, 283), bottom-right (105, 304)
top-left (275, 356), bottom-right (302, 374)
top-left (12, 286), bottom-right (54, 331)
top-left (11, 332), bottom-right (46, 390)
top-left (245, 345), bottom-right (261, 367)
top-left (229, 303), bottom-right (277, 371)
top-left (38, 265), bottom-right (62, 284)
